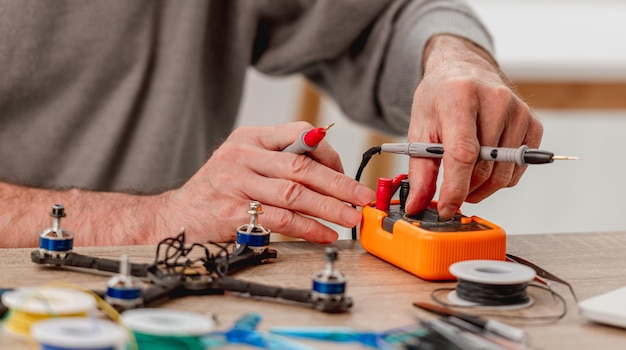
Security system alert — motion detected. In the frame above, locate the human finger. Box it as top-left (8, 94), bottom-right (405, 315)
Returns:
top-left (467, 95), bottom-right (541, 202)
top-left (466, 89), bottom-right (522, 202)
top-left (507, 111), bottom-right (544, 188)
top-left (435, 86), bottom-right (481, 220)
top-left (259, 205), bottom-right (341, 243)
top-left (243, 144), bottom-right (374, 208)
top-left (405, 157), bottom-right (440, 216)
top-left (239, 170), bottom-right (365, 230)
top-left (231, 122), bottom-right (346, 173)
top-left (404, 82), bottom-right (443, 215)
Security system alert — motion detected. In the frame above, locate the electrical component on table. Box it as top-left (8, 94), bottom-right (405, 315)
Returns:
top-left (105, 255), bottom-right (143, 309)
top-left (311, 247), bottom-right (351, 312)
top-left (356, 142), bottom-right (576, 281)
top-left (30, 203), bottom-right (351, 313)
top-left (39, 204), bottom-right (74, 256)
top-left (360, 176), bottom-right (506, 281)
top-left (236, 201), bottom-right (271, 254)
top-left (216, 241), bottom-right (352, 313)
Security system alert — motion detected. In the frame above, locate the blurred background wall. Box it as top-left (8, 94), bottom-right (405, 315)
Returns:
top-left (236, 0), bottom-right (626, 238)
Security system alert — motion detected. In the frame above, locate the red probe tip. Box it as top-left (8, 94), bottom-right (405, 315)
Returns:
top-left (303, 123), bottom-right (335, 147)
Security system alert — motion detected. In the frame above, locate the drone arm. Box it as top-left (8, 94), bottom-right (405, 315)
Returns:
top-left (217, 276), bottom-right (312, 304)
top-left (31, 251), bottom-right (151, 278)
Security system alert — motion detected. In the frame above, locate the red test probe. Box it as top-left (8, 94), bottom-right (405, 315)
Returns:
top-left (282, 123), bottom-right (334, 154)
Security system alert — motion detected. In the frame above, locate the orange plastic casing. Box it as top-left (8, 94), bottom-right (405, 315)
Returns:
top-left (359, 201), bottom-right (506, 281)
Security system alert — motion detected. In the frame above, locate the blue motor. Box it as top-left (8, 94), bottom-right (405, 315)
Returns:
top-left (39, 204), bottom-right (74, 256)
top-left (312, 247), bottom-right (348, 303)
top-left (106, 254), bottom-right (143, 309)
top-left (236, 201), bottom-right (271, 254)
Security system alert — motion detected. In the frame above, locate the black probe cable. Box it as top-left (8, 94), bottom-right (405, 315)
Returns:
top-left (351, 146), bottom-right (381, 240)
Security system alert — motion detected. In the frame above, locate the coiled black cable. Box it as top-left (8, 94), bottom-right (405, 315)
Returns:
top-left (455, 280), bottom-right (531, 306)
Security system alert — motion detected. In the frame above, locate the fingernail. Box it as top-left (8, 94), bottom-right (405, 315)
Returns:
top-left (355, 185), bottom-right (375, 205)
top-left (343, 207), bottom-right (363, 226)
top-left (439, 204), bottom-right (458, 220)
top-left (321, 231), bottom-right (339, 244)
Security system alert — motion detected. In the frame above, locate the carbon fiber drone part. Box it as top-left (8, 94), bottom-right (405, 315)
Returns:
top-left (29, 204), bottom-right (352, 313)
top-left (142, 232), bottom-right (351, 313)
top-left (30, 231), bottom-right (276, 279)
top-left (30, 229), bottom-right (278, 305)
top-left (216, 275), bottom-right (353, 313)
top-left (204, 242), bottom-right (277, 276)
top-left (30, 250), bottom-right (152, 279)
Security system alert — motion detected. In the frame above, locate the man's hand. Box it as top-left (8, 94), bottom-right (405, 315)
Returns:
top-left (0, 122), bottom-right (373, 248)
top-left (404, 34), bottom-right (543, 219)
top-left (160, 122), bottom-right (375, 244)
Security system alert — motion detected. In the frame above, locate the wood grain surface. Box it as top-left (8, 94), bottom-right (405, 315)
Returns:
top-left (1, 232), bottom-right (626, 349)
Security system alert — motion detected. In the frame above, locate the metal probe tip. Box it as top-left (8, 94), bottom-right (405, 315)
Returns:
top-left (322, 123), bottom-right (335, 132)
top-left (552, 155), bottom-right (579, 161)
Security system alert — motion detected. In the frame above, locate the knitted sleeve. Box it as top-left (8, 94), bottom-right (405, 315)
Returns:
top-left (250, 0), bottom-right (493, 135)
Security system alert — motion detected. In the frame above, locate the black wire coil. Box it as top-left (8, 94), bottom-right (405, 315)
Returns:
top-left (455, 279), bottom-right (531, 306)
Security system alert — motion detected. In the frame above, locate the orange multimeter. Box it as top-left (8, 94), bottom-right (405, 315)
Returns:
top-left (359, 183), bottom-right (506, 281)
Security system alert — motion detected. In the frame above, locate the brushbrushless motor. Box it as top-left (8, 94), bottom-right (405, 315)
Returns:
top-left (236, 201), bottom-right (271, 254)
top-left (39, 204), bottom-right (74, 256)
top-left (106, 255), bottom-right (143, 309)
top-left (312, 247), bottom-right (348, 303)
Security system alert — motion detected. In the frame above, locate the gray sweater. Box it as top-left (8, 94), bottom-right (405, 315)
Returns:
top-left (0, 0), bottom-right (492, 193)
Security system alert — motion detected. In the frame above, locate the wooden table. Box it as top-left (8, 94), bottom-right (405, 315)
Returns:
top-left (2, 232), bottom-right (626, 349)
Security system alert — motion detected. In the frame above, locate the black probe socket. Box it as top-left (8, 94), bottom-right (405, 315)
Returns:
top-left (399, 179), bottom-right (410, 210)
top-left (523, 149), bottom-right (555, 164)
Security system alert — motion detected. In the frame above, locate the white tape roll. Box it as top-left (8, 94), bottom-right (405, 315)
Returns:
top-left (121, 308), bottom-right (215, 336)
top-left (31, 317), bottom-right (127, 350)
top-left (449, 260), bottom-right (536, 285)
top-left (2, 287), bottom-right (96, 315)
